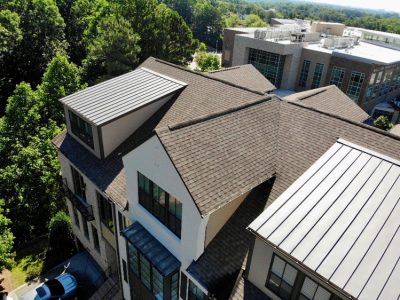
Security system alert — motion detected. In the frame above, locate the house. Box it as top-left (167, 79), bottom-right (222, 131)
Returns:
top-left (222, 21), bottom-right (400, 113)
top-left (53, 57), bottom-right (400, 300)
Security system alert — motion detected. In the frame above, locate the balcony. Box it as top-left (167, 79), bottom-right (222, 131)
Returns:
top-left (62, 179), bottom-right (95, 221)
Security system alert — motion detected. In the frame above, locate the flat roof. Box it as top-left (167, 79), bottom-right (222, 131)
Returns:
top-left (305, 41), bottom-right (400, 64)
top-left (249, 139), bottom-right (400, 299)
top-left (60, 67), bottom-right (186, 126)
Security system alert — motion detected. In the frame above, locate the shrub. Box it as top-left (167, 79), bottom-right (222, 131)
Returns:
top-left (48, 211), bottom-right (74, 255)
top-left (373, 115), bottom-right (394, 131)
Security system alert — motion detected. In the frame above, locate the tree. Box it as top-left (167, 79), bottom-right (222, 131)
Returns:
top-left (48, 211), bottom-right (74, 256)
top-left (38, 54), bottom-right (82, 125)
top-left (223, 13), bottom-right (241, 28)
top-left (1, 0), bottom-right (67, 111)
top-left (82, 14), bottom-right (141, 84)
top-left (244, 14), bottom-right (267, 27)
top-left (374, 115), bottom-right (394, 131)
top-left (0, 199), bottom-right (14, 272)
top-left (0, 10), bottom-right (22, 60)
top-left (195, 44), bottom-right (220, 72)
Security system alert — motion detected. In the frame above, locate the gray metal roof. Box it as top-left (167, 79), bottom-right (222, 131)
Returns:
top-left (60, 67), bottom-right (186, 126)
top-left (249, 139), bottom-right (400, 300)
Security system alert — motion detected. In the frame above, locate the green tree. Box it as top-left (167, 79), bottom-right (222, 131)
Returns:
top-left (1, 0), bottom-right (67, 111)
top-left (82, 14), bottom-right (141, 84)
top-left (244, 14), bottom-right (267, 27)
top-left (0, 199), bottom-right (14, 272)
top-left (48, 211), bottom-right (74, 255)
top-left (223, 13), bottom-right (241, 28)
top-left (0, 10), bottom-right (22, 60)
top-left (374, 115), bottom-right (394, 131)
top-left (195, 44), bottom-right (220, 72)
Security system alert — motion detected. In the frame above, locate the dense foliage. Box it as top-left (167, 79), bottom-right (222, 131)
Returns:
top-left (195, 43), bottom-right (221, 71)
top-left (0, 199), bottom-right (14, 272)
top-left (48, 211), bottom-right (74, 256)
top-left (374, 115), bottom-right (394, 131)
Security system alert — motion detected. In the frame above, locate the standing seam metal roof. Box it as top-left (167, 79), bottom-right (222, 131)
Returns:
top-left (59, 67), bottom-right (186, 126)
top-left (249, 139), bottom-right (400, 300)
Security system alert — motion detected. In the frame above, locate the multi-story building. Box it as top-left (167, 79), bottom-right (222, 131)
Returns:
top-left (53, 57), bottom-right (400, 300)
top-left (222, 21), bottom-right (400, 114)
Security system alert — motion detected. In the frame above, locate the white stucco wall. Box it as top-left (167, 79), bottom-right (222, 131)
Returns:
top-left (101, 95), bottom-right (173, 157)
top-left (123, 135), bottom-right (207, 269)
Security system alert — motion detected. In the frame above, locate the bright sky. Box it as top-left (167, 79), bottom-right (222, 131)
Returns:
top-left (306, 0), bottom-right (400, 13)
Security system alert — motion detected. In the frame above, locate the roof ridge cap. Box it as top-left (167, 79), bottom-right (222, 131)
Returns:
top-left (208, 66), bottom-right (241, 73)
top-left (286, 101), bottom-right (400, 141)
top-left (162, 95), bottom-right (275, 132)
top-left (153, 59), bottom-right (265, 95)
top-left (297, 86), bottom-right (330, 101)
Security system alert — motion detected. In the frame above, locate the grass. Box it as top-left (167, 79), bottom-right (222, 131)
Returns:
top-left (10, 237), bottom-right (48, 289)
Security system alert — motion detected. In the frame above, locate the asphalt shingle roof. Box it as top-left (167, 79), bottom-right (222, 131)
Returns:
top-left (283, 85), bottom-right (370, 123)
top-left (208, 64), bottom-right (276, 94)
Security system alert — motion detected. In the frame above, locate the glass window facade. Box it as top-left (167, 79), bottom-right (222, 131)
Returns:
top-left (69, 110), bottom-right (94, 148)
top-left (248, 48), bottom-right (286, 88)
top-left (82, 218), bottom-right (89, 240)
top-left (311, 63), bottom-right (324, 89)
top-left (188, 280), bottom-right (206, 300)
top-left (127, 243), bottom-right (179, 300)
top-left (138, 172), bottom-right (182, 238)
top-left (98, 192), bottom-right (114, 233)
top-left (298, 60), bottom-right (311, 88)
top-left (329, 66), bottom-right (345, 88)
top-left (346, 71), bottom-right (365, 101)
top-left (366, 64), bottom-right (400, 102)
top-left (266, 255), bottom-right (298, 299)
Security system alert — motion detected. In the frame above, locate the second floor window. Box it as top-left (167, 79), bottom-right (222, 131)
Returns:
top-left (298, 60), bottom-right (310, 88)
top-left (69, 110), bottom-right (94, 149)
top-left (329, 66), bottom-right (345, 88)
top-left (266, 255), bottom-right (298, 299)
top-left (71, 166), bottom-right (86, 201)
top-left (347, 71), bottom-right (365, 101)
top-left (311, 63), bottom-right (324, 89)
top-left (98, 192), bottom-right (114, 233)
top-left (138, 172), bottom-right (182, 238)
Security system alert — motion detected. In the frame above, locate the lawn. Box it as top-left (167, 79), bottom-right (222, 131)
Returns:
top-left (10, 237), bottom-right (47, 289)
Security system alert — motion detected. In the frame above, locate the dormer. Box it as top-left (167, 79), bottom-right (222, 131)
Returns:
top-left (60, 67), bottom-right (187, 159)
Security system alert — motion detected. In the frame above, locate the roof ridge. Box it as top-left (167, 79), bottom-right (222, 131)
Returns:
top-left (286, 101), bottom-right (400, 141)
top-left (297, 86), bottom-right (330, 101)
top-left (159, 95), bottom-right (275, 132)
top-left (153, 58), bottom-right (265, 95)
top-left (208, 66), bottom-right (242, 73)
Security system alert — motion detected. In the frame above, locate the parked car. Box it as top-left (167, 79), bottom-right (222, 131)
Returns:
top-left (34, 273), bottom-right (77, 300)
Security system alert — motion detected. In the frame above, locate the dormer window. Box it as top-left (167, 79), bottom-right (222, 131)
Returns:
top-left (69, 110), bottom-right (94, 148)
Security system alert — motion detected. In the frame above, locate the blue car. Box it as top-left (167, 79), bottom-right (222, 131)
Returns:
top-left (34, 273), bottom-right (77, 300)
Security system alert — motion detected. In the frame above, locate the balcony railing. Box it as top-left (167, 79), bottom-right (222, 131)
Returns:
top-left (62, 179), bottom-right (95, 221)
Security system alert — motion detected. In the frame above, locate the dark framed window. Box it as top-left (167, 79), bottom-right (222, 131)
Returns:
top-left (82, 218), bottom-right (89, 240)
top-left (329, 66), bottom-right (345, 88)
top-left (71, 166), bottom-right (86, 201)
top-left (92, 225), bottom-right (100, 252)
top-left (138, 172), bottom-right (182, 238)
top-left (248, 48), bottom-right (286, 88)
top-left (69, 110), bottom-right (94, 148)
top-left (266, 255), bottom-right (298, 300)
top-left (188, 280), bottom-right (206, 300)
top-left (298, 60), bottom-right (311, 87)
top-left (311, 63), bottom-right (324, 89)
top-left (118, 211), bottom-right (132, 233)
top-left (122, 259), bottom-right (128, 283)
top-left (346, 71), bottom-right (365, 101)
top-left (127, 243), bottom-right (179, 299)
top-left (73, 207), bottom-right (80, 228)
top-left (98, 192), bottom-right (114, 233)
top-left (299, 277), bottom-right (331, 300)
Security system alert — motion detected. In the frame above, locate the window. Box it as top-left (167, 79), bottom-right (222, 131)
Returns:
top-left (92, 225), bottom-right (100, 252)
top-left (329, 67), bottom-right (345, 88)
top-left (69, 110), bottom-right (94, 148)
top-left (248, 48), bottom-right (286, 88)
top-left (188, 280), bottom-right (206, 300)
top-left (128, 243), bottom-right (179, 300)
top-left (299, 277), bottom-right (331, 300)
top-left (346, 71), bottom-right (365, 101)
top-left (311, 63), bottom-right (324, 89)
top-left (138, 173), bottom-right (182, 238)
top-left (122, 259), bottom-right (128, 283)
top-left (82, 218), bottom-right (89, 240)
top-left (71, 166), bottom-right (86, 201)
top-left (118, 211), bottom-right (132, 233)
top-left (98, 192), bottom-right (114, 233)
top-left (73, 207), bottom-right (80, 228)
top-left (266, 255), bottom-right (298, 300)
top-left (298, 60), bottom-right (311, 87)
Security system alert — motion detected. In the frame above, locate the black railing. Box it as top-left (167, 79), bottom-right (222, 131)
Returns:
top-left (62, 179), bottom-right (95, 221)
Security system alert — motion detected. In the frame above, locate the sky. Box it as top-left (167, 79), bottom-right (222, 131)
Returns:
top-left (306, 0), bottom-right (400, 13)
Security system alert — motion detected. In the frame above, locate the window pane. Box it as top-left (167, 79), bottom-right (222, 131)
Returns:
top-left (152, 267), bottom-right (164, 299)
top-left (271, 256), bottom-right (285, 277)
top-left (315, 286), bottom-right (331, 300)
top-left (280, 281), bottom-right (293, 300)
top-left (140, 254), bottom-right (151, 290)
top-left (283, 264), bottom-right (297, 285)
top-left (301, 277), bottom-right (317, 299)
top-left (267, 273), bottom-right (281, 294)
